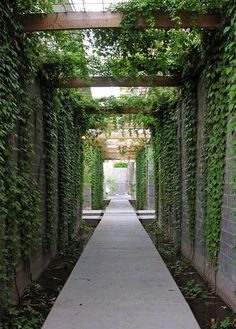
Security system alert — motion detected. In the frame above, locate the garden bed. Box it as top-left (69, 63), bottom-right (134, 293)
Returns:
top-left (0, 224), bottom-right (95, 329)
top-left (143, 222), bottom-right (236, 329)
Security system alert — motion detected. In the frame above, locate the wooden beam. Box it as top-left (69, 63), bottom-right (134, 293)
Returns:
top-left (105, 124), bottom-right (150, 129)
top-left (58, 76), bottom-right (181, 88)
top-left (103, 147), bottom-right (142, 152)
top-left (96, 134), bottom-right (150, 139)
top-left (20, 11), bottom-right (220, 32)
top-left (106, 155), bottom-right (136, 160)
top-left (105, 152), bottom-right (137, 157)
top-left (91, 108), bottom-right (151, 115)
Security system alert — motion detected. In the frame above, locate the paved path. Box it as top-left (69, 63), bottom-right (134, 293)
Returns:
top-left (42, 198), bottom-right (200, 329)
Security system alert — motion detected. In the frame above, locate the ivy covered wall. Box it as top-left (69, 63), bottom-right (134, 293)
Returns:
top-left (0, 1), bottom-right (44, 310)
top-left (152, 96), bottom-right (181, 245)
top-left (83, 141), bottom-right (104, 210)
top-left (136, 148), bottom-right (147, 209)
top-left (151, 2), bottom-right (236, 308)
top-left (0, 2), bottom-right (87, 312)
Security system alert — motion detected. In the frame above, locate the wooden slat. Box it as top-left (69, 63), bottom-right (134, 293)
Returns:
top-left (90, 108), bottom-right (151, 115)
top-left (96, 134), bottom-right (150, 139)
top-left (58, 76), bottom-right (181, 88)
top-left (105, 124), bottom-right (149, 129)
top-left (102, 147), bottom-right (142, 152)
top-left (20, 11), bottom-right (220, 32)
top-left (106, 155), bottom-right (136, 160)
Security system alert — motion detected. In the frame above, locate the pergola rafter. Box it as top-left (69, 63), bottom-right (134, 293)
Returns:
top-left (89, 108), bottom-right (151, 114)
top-left (94, 130), bottom-right (150, 160)
top-left (95, 134), bottom-right (150, 140)
top-left (20, 11), bottom-right (220, 32)
top-left (58, 76), bottom-right (181, 88)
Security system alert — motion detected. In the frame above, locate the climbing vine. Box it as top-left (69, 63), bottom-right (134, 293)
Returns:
top-left (57, 90), bottom-right (84, 251)
top-left (151, 90), bottom-right (181, 244)
top-left (88, 0), bottom-right (229, 79)
top-left (182, 79), bottom-right (198, 241)
top-left (0, 0), bottom-right (45, 311)
top-left (202, 1), bottom-right (236, 265)
top-left (136, 147), bottom-right (147, 209)
top-left (0, 0), bottom-right (93, 317)
top-left (83, 141), bottom-right (104, 210)
top-left (40, 67), bottom-right (59, 253)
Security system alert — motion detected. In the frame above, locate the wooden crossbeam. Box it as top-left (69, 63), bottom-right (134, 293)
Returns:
top-left (105, 124), bottom-right (149, 129)
top-left (91, 108), bottom-right (151, 115)
top-left (96, 134), bottom-right (150, 139)
top-left (58, 76), bottom-right (181, 88)
top-left (105, 151), bottom-right (137, 156)
top-left (101, 147), bottom-right (142, 152)
top-left (20, 11), bottom-right (220, 32)
top-left (106, 155), bottom-right (136, 160)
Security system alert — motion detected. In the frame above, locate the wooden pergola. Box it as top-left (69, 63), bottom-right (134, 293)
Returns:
top-left (92, 130), bottom-right (151, 160)
top-left (20, 11), bottom-right (220, 32)
top-left (57, 76), bottom-right (181, 88)
top-left (20, 10), bottom-right (220, 91)
top-left (20, 9), bottom-right (220, 160)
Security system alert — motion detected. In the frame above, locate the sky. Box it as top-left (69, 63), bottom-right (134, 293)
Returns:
top-left (72, 0), bottom-right (127, 12)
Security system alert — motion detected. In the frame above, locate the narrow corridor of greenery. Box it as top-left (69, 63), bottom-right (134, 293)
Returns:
top-left (0, 0), bottom-right (236, 327)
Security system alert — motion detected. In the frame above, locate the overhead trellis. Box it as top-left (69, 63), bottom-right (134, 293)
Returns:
top-left (20, 11), bottom-right (220, 32)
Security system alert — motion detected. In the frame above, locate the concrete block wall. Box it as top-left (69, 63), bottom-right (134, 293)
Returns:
top-left (216, 130), bottom-right (236, 308)
top-left (180, 76), bottom-right (236, 310)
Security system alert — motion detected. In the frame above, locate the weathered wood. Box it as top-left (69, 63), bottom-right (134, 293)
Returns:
top-left (90, 108), bottom-right (151, 115)
top-left (106, 155), bottom-right (136, 160)
top-left (21, 11), bottom-right (220, 32)
top-left (96, 133), bottom-right (150, 139)
top-left (58, 76), bottom-right (181, 88)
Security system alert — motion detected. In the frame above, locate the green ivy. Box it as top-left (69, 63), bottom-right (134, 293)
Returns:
top-left (151, 92), bottom-right (181, 244)
top-left (40, 67), bottom-right (59, 253)
top-left (0, 0), bottom-right (43, 310)
top-left (136, 147), bottom-right (147, 209)
top-left (83, 141), bottom-right (104, 210)
top-left (57, 90), bottom-right (84, 250)
top-left (202, 1), bottom-right (236, 265)
top-left (182, 79), bottom-right (198, 241)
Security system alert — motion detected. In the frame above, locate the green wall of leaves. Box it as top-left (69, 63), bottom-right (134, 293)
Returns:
top-left (0, 1), bottom-right (86, 313)
top-left (201, 2), bottom-right (236, 265)
top-left (83, 141), bottom-right (104, 210)
top-left (0, 1), bottom-right (43, 310)
top-left (152, 95), bottom-right (181, 244)
top-left (136, 147), bottom-right (147, 209)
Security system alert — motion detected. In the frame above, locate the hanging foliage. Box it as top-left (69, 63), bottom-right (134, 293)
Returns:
top-left (0, 0), bottom-right (44, 310)
top-left (182, 79), bottom-right (198, 241)
top-left (151, 90), bottom-right (181, 244)
top-left (202, 1), bottom-right (236, 265)
top-left (83, 141), bottom-right (104, 210)
top-left (136, 147), bottom-right (148, 209)
top-left (57, 90), bottom-right (84, 251)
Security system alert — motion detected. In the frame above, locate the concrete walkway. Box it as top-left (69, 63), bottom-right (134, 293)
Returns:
top-left (42, 198), bottom-right (200, 329)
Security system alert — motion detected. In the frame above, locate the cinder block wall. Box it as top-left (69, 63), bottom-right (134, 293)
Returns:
top-left (180, 76), bottom-right (236, 310)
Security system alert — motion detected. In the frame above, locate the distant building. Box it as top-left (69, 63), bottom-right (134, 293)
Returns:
top-left (120, 87), bottom-right (150, 97)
